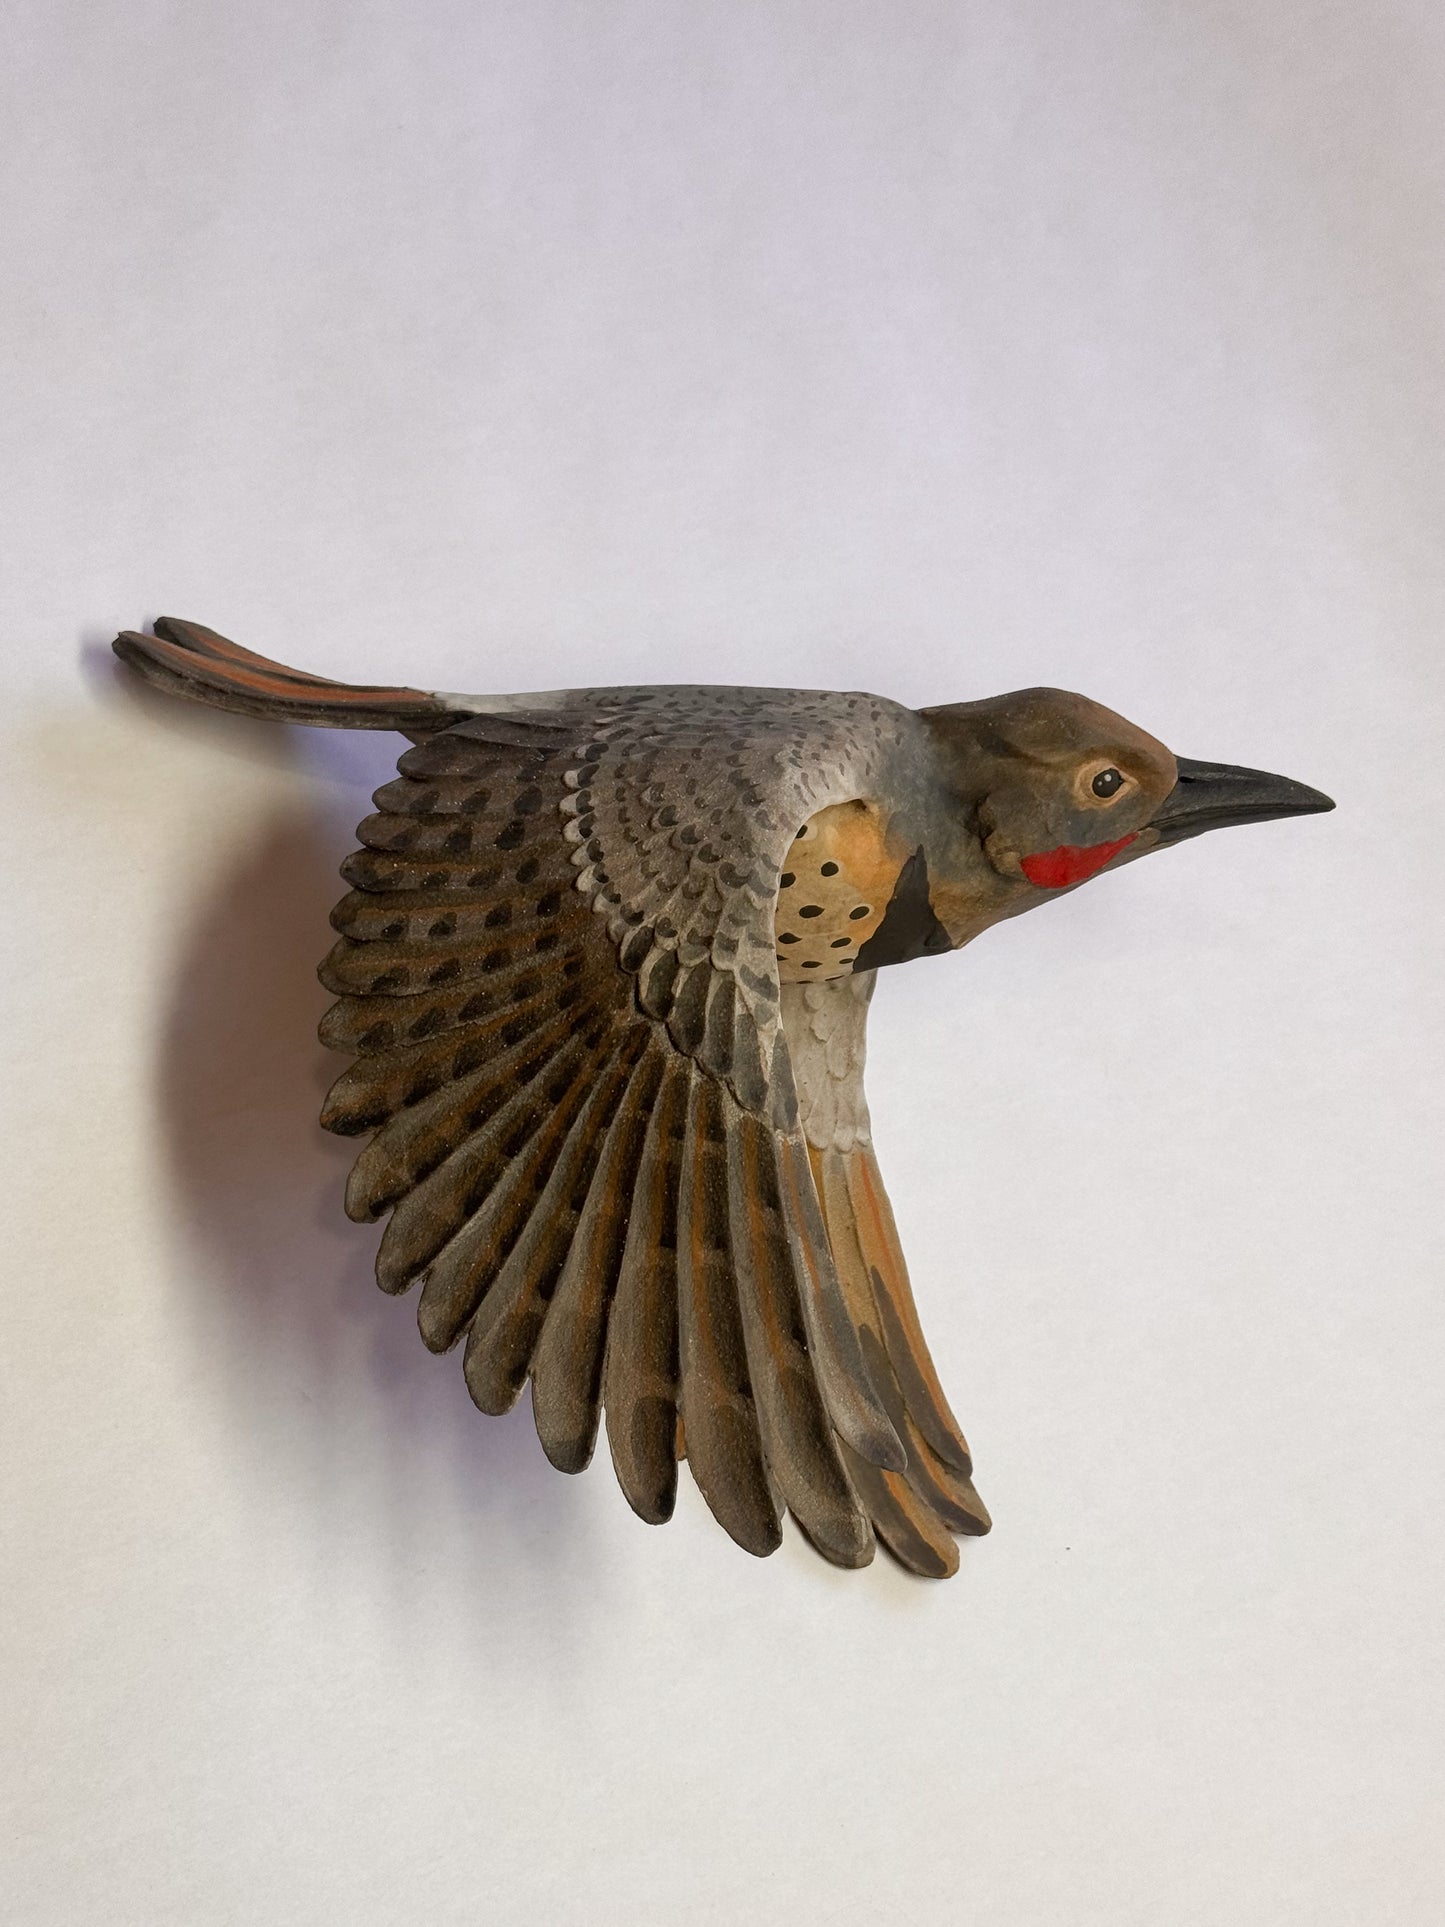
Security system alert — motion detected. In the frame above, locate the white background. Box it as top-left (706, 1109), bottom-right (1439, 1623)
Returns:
top-left (3, 4), bottom-right (1442, 1922)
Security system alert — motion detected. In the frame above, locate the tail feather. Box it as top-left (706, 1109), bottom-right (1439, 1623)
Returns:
top-left (113, 617), bottom-right (464, 731)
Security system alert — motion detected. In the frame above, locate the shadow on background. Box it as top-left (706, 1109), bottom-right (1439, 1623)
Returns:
top-left (136, 687), bottom-right (599, 1612)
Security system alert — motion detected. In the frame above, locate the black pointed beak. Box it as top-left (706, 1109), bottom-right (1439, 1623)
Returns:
top-left (1151, 757), bottom-right (1335, 846)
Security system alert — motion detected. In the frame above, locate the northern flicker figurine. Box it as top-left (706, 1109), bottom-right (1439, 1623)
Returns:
top-left (114, 618), bottom-right (1334, 1578)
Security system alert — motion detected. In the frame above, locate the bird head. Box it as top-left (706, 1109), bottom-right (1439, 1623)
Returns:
top-left (918, 687), bottom-right (1334, 938)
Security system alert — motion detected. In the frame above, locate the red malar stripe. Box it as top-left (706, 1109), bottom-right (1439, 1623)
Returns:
top-left (1020, 833), bottom-right (1137, 889)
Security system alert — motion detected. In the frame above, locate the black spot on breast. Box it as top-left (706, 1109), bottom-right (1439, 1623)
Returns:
top-left (849, 904), bottom-right (871, 921)
top-left (799, 905), bottom-right (823, 919)
top-left (778, 932), bottom-right (800, 944)
top-left (779, 873), bottom-right (795, 888)
top-left (820, 861), bottom-right (839, 876)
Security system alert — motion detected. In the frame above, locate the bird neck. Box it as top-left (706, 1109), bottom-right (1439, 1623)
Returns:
top-left (772, 795), bottom-right (1019, 979)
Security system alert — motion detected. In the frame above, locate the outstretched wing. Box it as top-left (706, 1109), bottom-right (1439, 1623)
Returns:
top-left (319, 691), bottom-right (935, 1569)
top-left (781, 974), bottom-right (991, 1577)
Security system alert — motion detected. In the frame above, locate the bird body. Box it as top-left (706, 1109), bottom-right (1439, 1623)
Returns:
top-left (114, 618), bottom-right (1333, 1578)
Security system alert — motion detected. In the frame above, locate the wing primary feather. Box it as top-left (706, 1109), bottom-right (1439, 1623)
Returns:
top-left (774, 1138), bottom-right (906, 1474)
top-left (320, 923), bottom-right (585, 996)
top-left (603, 1056), bottom-right (691, 1524)
top-left (462, 1023), bottom-right (650, 1415)
top-left (415, 1023), bottom-right (620, 1350)
top-left (675, 1071), bottom-right (783, 1558)
top-left (726, 1110), bottom-right (874, 1568)
top-left (370, 1056), bottom-right (580, 1285)
top-left (398, 733), bottom-right (558, 780)
top-left (329, 883), bottom-right (585, 945)
top-left (845, 1147), bottom-right (973, 1474)
top-left (352, 809), bottom-right (569, 861)
top-left (345, 998), bottom-right (587, 1224)
top-left (838, 1446), bottom-right (961, 1579)
top-left (368, 771), bottom-right (520, 819)
top-left (320, 981), bottom-right (563, 1137)
top-left (897, 1412), bottom-right (992, 1537)
top-left (812, 1144), bottom-right (989, 1562)
top-left (319, 957), bottom-right (573, 1058)
top-left (530, 1043), bottom-right (667, 1473)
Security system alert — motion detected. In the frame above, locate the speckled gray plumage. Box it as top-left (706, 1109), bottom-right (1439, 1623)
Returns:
top-left (451, 684), bottom-right (923, 1118)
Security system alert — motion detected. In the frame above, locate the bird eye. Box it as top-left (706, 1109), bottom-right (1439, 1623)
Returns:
top-left (1092, 767), bottom-right (1124, 798)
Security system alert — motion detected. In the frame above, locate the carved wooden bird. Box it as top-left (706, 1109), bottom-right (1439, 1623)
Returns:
top-left (114, 618), bottom-right (1333, 1578)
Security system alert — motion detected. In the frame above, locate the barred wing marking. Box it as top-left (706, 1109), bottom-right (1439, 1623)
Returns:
top-left (319, 721), bottom-right (906, 1565)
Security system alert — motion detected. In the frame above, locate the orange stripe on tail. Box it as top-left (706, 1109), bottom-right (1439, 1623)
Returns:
top-left (113, 618), bottom-right (464, 731)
